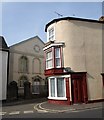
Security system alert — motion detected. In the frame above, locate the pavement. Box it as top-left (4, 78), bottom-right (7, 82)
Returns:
top-left (1, 97), bottom-right (103, 113)
top-left (1, 97), bottom-right (47, 107)
top-left (34, 100), bottom-right (103, 113)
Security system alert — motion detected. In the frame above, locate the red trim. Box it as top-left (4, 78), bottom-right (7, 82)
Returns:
top-left (48, 99), bottom-right (70, 105)
top-left (83, 73), bottom-right (88, 103)
top-left (45, 68), bottom-right (64, 76)
top-left (66, 78), bottom-right (70, 104)
top-left (53, 47), bottom-right (55, 68)
top-left (60, 47), bottom-right (62, 67)
top-left (71, 72), bottom-right (88, 104)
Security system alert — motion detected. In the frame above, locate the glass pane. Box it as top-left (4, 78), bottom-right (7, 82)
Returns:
top-left (57, 78), bottom-right (65, 97)
top-left (46, 59), bottom-right (52, 68)
top-left (46, 51), bottom-right (52, 60)
top-left (49, 28), bottom-right (54, 41)
top-left (55, 58), bottom-right (61, 67)
top-left (55, 48), bottom-right (60, 58)
top-left (50, 78), bottom-right (55, 97)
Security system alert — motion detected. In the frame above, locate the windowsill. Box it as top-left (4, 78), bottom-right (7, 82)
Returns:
top-left (48, 97), bottom-right (67, 100)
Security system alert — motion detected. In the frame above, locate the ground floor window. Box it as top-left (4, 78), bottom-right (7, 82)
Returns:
top-left (32, 81), bottom-right (40, 94)
top-left (48, 77), bottom-right (66, 99)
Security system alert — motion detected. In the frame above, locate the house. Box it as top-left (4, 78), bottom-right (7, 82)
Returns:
top-left (9, 36), bottom-right (47, 98)
top-left (43, 16), bottom-right (104, 105)
top-left (0, 36), bottom-right (9, 100)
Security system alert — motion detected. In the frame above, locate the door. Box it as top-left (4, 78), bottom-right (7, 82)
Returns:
top-left (71, 73), bottom-right (88, 104)
top-left (72, 79), bottom-right (83, 104)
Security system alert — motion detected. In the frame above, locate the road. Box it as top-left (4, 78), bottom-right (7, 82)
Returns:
top-left (1, 102), bottom-right (103, 119)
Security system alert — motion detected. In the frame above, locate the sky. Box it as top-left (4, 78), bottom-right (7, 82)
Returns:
top-left (0, 2), bottom-right (103, 46)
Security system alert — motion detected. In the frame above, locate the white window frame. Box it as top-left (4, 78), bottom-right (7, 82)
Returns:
top-left (55, 47), bottom-right (61, 68)
top-left (48, 76), bottom-right (67, 100)
top-left (46, 51), bottom-right (53, 69)
top-left (47, 26), bottom-right (55, 42)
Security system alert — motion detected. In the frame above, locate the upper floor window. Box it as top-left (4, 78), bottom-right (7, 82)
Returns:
top-left (55, 47), bottom-right (61, 68)
top-left (19, 56), bottom-right (28, 73)
top-left (48, 27), bottom-right (55, 41)
top-left (46, 51), bottom-right (53, 69)
top-left (45, 46), bottom-right (62, 69)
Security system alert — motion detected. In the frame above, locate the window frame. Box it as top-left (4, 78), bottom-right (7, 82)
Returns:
top-left (19, 56), bottom-right (28, 73)
top-left (47, 27), bottom-right (55, 41)
top-left (55, 47), bottom-right (61, 68)
top-left (46, 50), bottom-right (53, 69)
top-left (45, 46), bottom-right (62, 70)
top-left (48, 76), bottom-right (67, 100)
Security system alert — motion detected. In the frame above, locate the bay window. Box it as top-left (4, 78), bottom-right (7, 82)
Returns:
top-left (48, 77), bottom-right (66, 99)
top-left (45, 47), bottom-right (62, 69)
top-left (46, 51), bottom-right (53, 69)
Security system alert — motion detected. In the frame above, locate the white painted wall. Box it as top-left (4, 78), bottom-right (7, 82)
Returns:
top-left (0, 50), bottom-right (8, 100)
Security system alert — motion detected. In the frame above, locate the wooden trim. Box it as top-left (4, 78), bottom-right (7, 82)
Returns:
top-left (71, 72), bottom-right (88, 104)
top-left (66, 78), bottom-right (70, 104)
top-left (44, 68), bottom-right (65, 76)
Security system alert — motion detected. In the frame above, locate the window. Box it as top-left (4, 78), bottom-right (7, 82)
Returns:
top-left (32, 58), bottom-right (41, 74)
top-left (32, 81), bottom-right (40, 94)
top-left (45, 47), bottom-right (62, 69)
top-left (50, 78), bottom-right (55, 97)
top-left (46, 51), bottom-right (53, 69)
top-left (55, 48), bottom-right (61, 67)
top-left (18, 76), bottom-right (28, 87)
top-left (57, 78), bottom-right (65, 97)
top-left (19, 56), bottom-right (28, 73)
top-left (49, 77), bottom-right (66, 99)
top-left (48, 27), bottom-right (55, 41)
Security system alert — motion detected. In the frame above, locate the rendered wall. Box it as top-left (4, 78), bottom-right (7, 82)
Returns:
top-left (0, 51), bottom-right (8, 100)
top-left (47, 20), bottom-right (104, 100)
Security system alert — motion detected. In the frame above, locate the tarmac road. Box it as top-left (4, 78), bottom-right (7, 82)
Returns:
top-left (1, 98), bottom-right (103, 119)
top-left (1, 107), bottom-right (103, 118)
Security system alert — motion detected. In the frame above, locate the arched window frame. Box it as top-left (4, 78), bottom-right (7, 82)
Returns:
top-left (32, 58), bottom-right (41, 74)
top-left (18, 56), bottom-right (29, 73)
top-left (32, 75), bottom-right (42, 94)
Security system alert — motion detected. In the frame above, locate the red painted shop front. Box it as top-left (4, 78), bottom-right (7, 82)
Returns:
top-left (71, 72), bottom-right (88, 104)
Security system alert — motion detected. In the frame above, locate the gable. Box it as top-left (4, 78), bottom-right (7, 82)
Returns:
top-left (10, 36), bottom-right (45, 55)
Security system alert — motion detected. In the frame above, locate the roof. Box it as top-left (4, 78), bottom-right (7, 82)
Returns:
top-left (0, 36), bottom-right (9, 50)
top-left (45, 16), bottom-right (104, 32)
top-left (10, 36), bottom-right (45, 47)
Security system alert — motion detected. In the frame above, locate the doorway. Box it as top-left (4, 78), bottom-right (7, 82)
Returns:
top-left (71, 72), bottom-right (88, 104)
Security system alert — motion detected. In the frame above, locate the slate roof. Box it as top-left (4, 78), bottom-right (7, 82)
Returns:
top-left (45, 16), bottom-right (104, 32)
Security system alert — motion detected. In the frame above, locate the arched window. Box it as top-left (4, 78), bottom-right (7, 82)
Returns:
top-left (32, 58), bottom-right (41, 74)
top-left (18, 75), bottom-right (28, 87)
top-left (32, 75), bottom-right (42, 94)
top-left (19, 56), bottom-right (28, 73)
